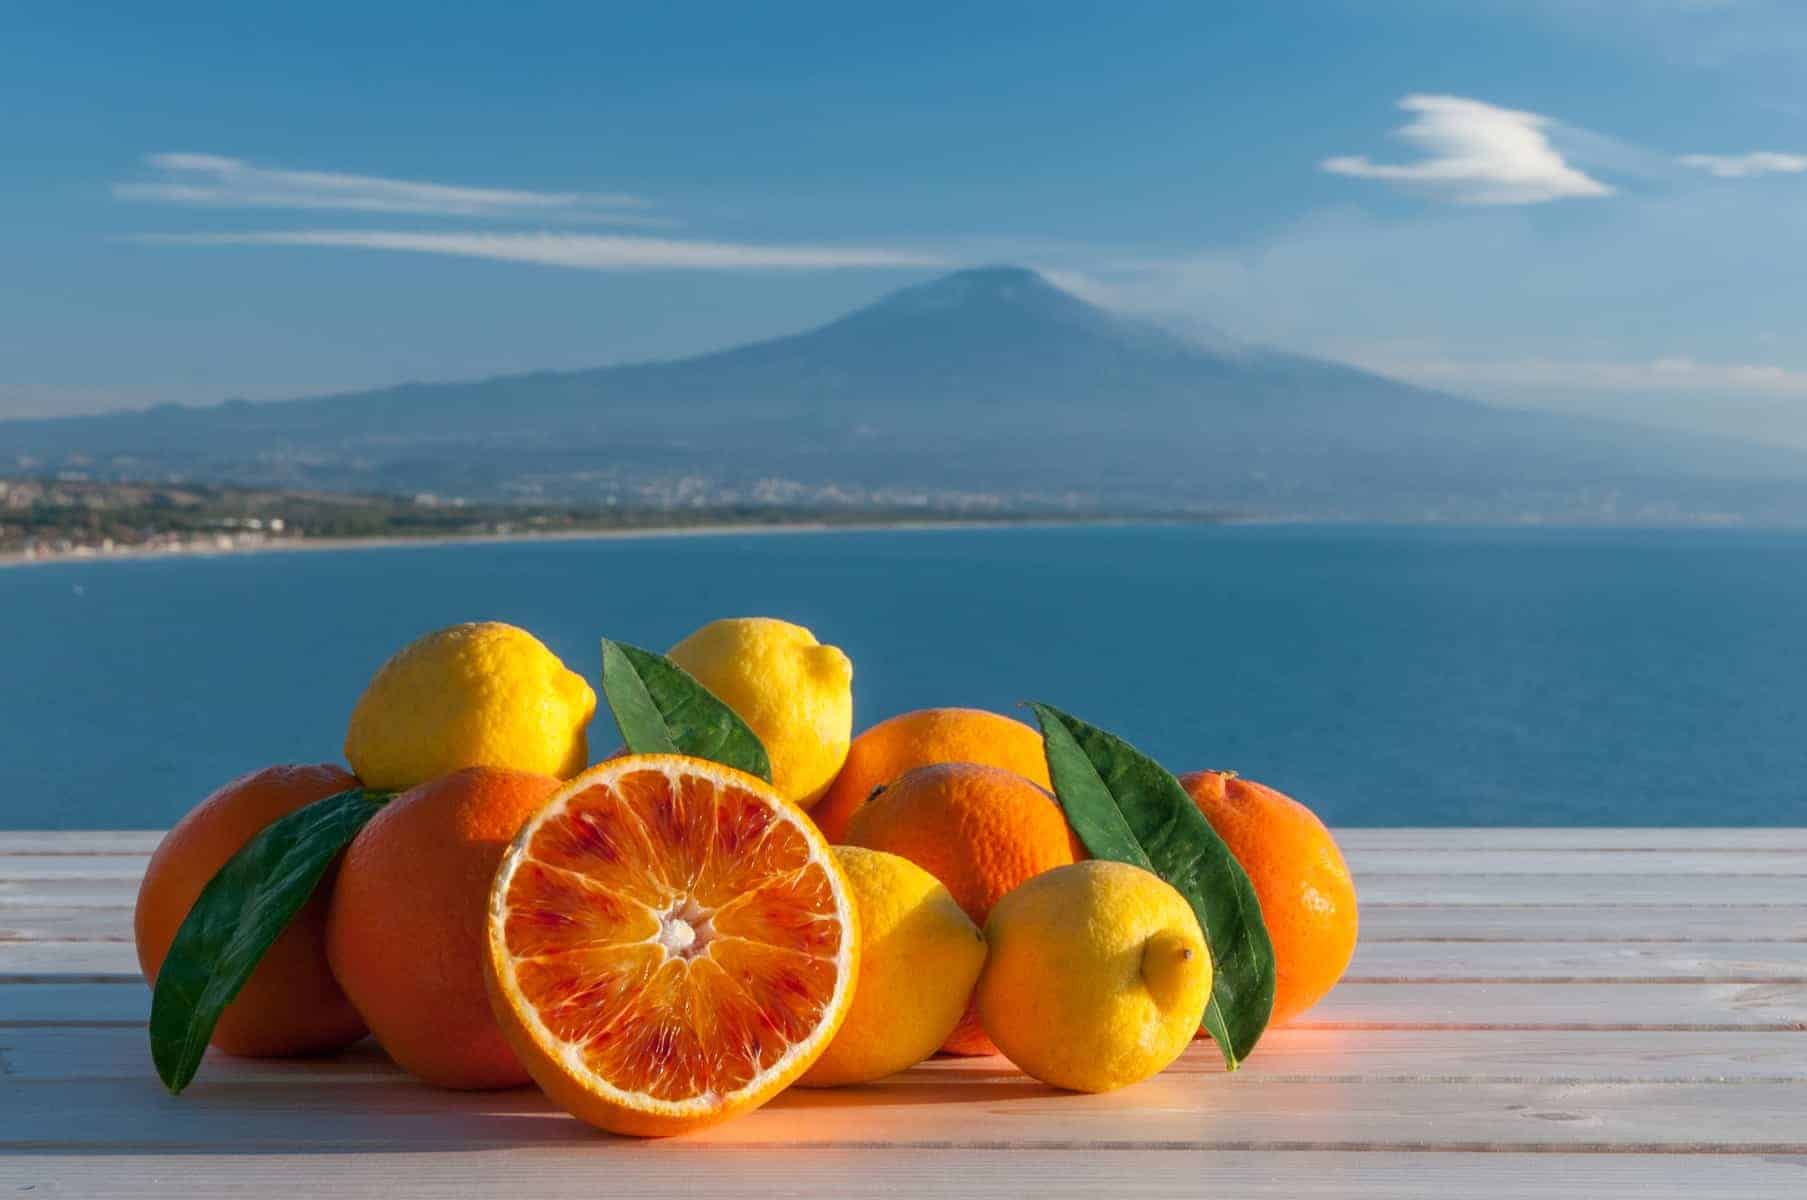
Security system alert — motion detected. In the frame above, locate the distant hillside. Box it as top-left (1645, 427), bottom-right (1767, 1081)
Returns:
top-left (6, 266), bottom-right (1805, 520)
top-left (2, 475), bottom-right (1134, 563)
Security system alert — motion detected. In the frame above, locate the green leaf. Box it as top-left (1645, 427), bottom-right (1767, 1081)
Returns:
top-left (150, 787), bottom-right (387, 1094)
top-left (600, 638), bottom-right (772, 781)
top-left (1028, 702), bottom-right (1275, 1070)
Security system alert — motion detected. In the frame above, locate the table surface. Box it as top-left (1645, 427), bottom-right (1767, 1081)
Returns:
top-left (2, 828), bottom-right (1804, 1198)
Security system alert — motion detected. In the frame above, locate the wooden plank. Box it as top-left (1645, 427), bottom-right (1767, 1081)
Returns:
top-left (5, 1152), bottom-right (1807, 1200)
top-left (1345, 850), bottom-right (1807, 876)
top-left (1347, 941), bottom-right (1807, 983)
top-left (0, 857), bottom-right (152, 881)
top-left (1362, 904), bottom-right (1807, 942)
top-left (3, 1071), bottom-right (1804, 1152)
top-left (0, 1028), bottom-right (397, 1082)
top-left (11, 938), bottom-right (1807, 984)
top-left (0, 907), bottom-right (133, 942)
top-left (1300, 982), bottom-right (1807, 1030)
top-left (0, 831), bottom-right (161, 854)
top-left (1333, 829), bottom-right (1807, 851)
top-left (1355, 876), bottom-right (1807, 905)
top-left (9, 1025), bottom-right (1805, 1086)
top-left (9, 978), bottom-right (1806, 1030)
top-left (5, 1151), bottom-right (1806, 1200)
top-left (0, 881), bottom-right (140, 908)
top-left (0, 942), bottom-right (140, 979)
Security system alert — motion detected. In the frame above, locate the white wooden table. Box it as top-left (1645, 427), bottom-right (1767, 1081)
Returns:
top-left (3, 829), bottom-right (1804, 1198)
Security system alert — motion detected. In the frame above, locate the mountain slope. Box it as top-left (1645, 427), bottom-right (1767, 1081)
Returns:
top-left (5, 267), bottom-right (1804, 519)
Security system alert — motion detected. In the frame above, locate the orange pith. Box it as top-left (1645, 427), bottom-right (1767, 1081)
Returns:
top-left (485, 755), bottom-right (857, 1137)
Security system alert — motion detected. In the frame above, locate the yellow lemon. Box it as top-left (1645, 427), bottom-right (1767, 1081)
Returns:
top-left (976, 860), bottom-right (1211, 1093)
top-left (799, 846), bottom-right (987, 1087)
top-left (344, 622), bottom-right (595, 792)
top-left (666, 617), bottom-right (852, 809)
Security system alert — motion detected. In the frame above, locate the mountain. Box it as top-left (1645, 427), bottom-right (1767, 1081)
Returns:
top-left (6, 266), bottom-right (1805, 520)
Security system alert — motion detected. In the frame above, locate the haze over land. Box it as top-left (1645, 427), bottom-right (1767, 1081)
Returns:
top-left (6, 268), bottom-right (1805, 523)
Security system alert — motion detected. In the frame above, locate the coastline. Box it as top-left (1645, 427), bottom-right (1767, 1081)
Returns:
top-left (0, 515), bottom-right (1198, 570)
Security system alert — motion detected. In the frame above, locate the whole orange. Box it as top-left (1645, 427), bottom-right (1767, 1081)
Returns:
top-left (812, 708), bottom-right (1052, 843)
top-left (327, 766), bottom-right (562, 1089)
top-left (846, 761), bottom-right (1082, 1054)
top-left (134, 763), bottom-right (368, 1058)
top-left (1179, 771), bottom-right (1358, 1027)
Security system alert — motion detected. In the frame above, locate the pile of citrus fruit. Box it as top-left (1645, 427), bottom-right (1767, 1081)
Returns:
top-left (135, 617), bottom-right (1358, 1137)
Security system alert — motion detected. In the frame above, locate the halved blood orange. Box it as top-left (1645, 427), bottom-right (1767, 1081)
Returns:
top-left (483, 754), bottom-right (859, 1137)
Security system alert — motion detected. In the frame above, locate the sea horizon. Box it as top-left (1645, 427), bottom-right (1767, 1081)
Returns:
top-left (7, 521), bottom-right (1804, 830)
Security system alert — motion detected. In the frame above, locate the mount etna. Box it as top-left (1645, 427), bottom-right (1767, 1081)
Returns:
top-left (6, 267), bottom-right (1803, 521)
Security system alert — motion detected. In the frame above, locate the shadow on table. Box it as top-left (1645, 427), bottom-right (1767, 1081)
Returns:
top-left (14, 1053), bottom-right (1080, 1155)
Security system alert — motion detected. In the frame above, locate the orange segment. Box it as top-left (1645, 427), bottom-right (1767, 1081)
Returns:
top-left (499, 860), bottom-right (661, 958)
top-left (484, 755), bottom-right (859, 1137)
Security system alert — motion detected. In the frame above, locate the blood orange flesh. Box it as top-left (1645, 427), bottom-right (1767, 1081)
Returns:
top-left (484, 755), bottom-right (858, 1136)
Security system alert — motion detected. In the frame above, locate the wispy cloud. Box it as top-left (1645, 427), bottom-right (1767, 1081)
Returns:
top-left (0, 384), bottom-right (170, 420)
top-left (114, 153), bottom-right (660, 223)
top-left (1322, 94), bottom-right (1613, 204)
top-left (1678, 150), bottom-right (1807, 177)
top-left (133, 229), bottom-right (949, 271)
top-left (1343, 352), bottom-right (1807, 398)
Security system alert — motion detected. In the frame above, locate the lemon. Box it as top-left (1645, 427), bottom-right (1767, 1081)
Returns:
top-left (666, 617), bottom-right (852, 809)
top-left (344, 622), bottom-right (596, 792)
top-left (976, 860), bottom-right (1211, 1093)
top-left (798, 847), bottom-right (987, 1087)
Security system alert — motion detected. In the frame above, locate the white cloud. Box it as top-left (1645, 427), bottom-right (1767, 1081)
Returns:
top-left (114, 153), bottom-right (660, 223)
top-left (1062, 182), bottom-right (1807, 444)
top-left (1678, 151), bottom-right (1807, 177)
top-left (1322, 94), bottom-right (1613, 204)
top-left (133, 229), bottom-right (949, 271)
top-left (0, 384), bottom-right (169, 420)
top-left (1342, 352), bottom-right (1807, 397)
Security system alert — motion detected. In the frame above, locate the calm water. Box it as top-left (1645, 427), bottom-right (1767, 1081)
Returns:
top-left (3, 524), bottom-right (1804, 828)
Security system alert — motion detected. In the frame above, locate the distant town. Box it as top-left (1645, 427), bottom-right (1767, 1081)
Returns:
top-left (0, 476), bottom-right (1165, 564)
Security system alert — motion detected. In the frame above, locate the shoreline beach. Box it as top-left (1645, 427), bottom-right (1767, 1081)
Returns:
top-left (0, 515), bottom-right (1204, 570)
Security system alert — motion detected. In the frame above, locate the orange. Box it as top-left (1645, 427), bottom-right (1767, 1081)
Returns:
top-left (845, 761), bottom-right (1081, 1054)
top-left (1179, 771), bottom-right (1358, 1027)
top-left (812, 707), bottom-right (1052, 843)
top-left (483, 755), bottom-right (859, 1136)
top-left (134, 763), bottom-right (367, 1058)
top-left (326, 766), bottom-right (562, 1089)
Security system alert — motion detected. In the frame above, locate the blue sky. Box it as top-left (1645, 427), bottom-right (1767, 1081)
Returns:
top-left (5, 0), bottom-right (1806, 446)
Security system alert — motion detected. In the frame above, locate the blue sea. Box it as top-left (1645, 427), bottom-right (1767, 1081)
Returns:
top-left (4, 523), bottom-right (1804, 828)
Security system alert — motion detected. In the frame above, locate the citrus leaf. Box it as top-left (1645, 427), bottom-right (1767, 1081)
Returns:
top-left (600, 638), bottom-right (772, 781)
top-left (150, 787), bottom-right (386, 1094)
top-left (1028, 702), bottom-right (1275, 1069)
